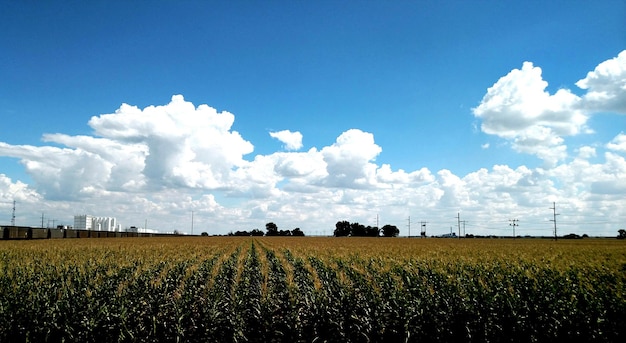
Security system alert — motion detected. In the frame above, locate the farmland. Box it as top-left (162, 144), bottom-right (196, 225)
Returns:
top-left (1, 237), bottom-right (625, 342)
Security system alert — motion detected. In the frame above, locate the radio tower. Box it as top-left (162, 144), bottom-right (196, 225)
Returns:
top-left (11, 200), bottom-right (16, 226)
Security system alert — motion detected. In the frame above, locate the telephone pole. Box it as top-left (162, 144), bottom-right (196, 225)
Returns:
top-left (509, 219), bottom-right (519, 239)
top-left (549, 202), bottom-right (559, 240)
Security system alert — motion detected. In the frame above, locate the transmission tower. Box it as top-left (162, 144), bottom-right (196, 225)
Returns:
top-left (549, 202), bottom-right (559, 240)
top-left (11, 200), bottom-right (15, 226)
top-left (1, 200), bottom-right (16, 226)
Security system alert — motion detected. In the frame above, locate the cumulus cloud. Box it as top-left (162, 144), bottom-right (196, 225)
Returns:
top-left (473, 50), bottom-right (626, 166)
top-left (89, 95), bottom-right (254, 189)
top-left (320, 129), bottom-right (382, 188)
top-left (472, 61), bottom-right (586, 165)
top-left (0, 96), bottom-right (259, 199)
top-left (576, 50), bottom-right (626, 114)
top-left (269, 130), bottom-right (303, 150)
top-left (0, 173), bottom-right (42, 203)
top-left (0, 142), bottom-right (117, 200)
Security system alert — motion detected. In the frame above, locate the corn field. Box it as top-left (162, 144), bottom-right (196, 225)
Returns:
top-left (1, 237), bottom-right (625, 342)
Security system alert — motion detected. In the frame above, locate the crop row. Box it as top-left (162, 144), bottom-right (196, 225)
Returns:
top-left (0, 237), bottom-right (624, 342)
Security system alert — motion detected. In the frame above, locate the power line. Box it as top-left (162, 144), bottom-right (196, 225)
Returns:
top-left (509, 219), bottom-right (519, 239)
top-left (460, 220), bottom-right (467, 236)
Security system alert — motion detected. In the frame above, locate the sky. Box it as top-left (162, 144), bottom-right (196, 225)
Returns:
top-left (1, 1), bottom-right (625, 237)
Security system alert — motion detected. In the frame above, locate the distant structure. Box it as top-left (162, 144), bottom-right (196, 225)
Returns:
top-left (74, 215), bottom-right (121, 232)
top-left (439, 232), bottom-right (457, 238)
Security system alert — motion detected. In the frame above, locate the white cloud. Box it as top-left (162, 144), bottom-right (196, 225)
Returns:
top-left (472, 61), bottom-right (586, 165)
top-left (269, 130), bottom-right (303, 150)
top-left (577, 146), bottom-right (596, 159)
top-left (576, 50), bottom-right (626, 114)
top-left (1, 90), bottom-right (626, 236)
top-left (89, 95), bottom-right (254, 189)
top-left (320, 129), bottom-right (382, 188)
top-left (473, 50), bottom-right (626, 167)
top-left (0, 173), bottom-right (42, 203)
top-left (606, 132), bottom-right (626, 153)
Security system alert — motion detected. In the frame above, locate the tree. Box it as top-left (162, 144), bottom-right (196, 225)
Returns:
top-left (334, 221), bottom-right (350, 237)
top-left (618, 229), bottom-right (626, 239)
top-left (382, 224), bottom-right (399, 237)
top-left (200, 232), bottom-right (209, 236)
top-left (250, 229), bottom-right (264, 236)
top-left (366, 226), bottom-right (380, 237)
top-left (265, 222), bottom-right (279, 236)
top-left (292, 228), bottom-right (305, 236)
top-left (350, 222), bottom-right (367, 236)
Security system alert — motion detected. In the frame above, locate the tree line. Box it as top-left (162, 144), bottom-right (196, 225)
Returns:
top-left (221, 221), bottom-right (400, 237)
top-left (226, 222), bottom-right (305, 237)
top-left (333, 221), bottom-right (399, 237)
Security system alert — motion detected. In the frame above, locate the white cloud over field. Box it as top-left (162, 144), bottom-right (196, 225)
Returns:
top-left (1, 51), bottom-right (625, 236)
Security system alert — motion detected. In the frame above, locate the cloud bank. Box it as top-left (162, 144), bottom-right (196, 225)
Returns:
top-left (1, 51), bottom-right (625, 236)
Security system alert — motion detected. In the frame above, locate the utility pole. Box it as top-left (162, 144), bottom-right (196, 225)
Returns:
top-left (509, 219), bottom-right (519, 239)
top-left (460, 220), bottom-right (467, 236)
top-left (41, 213), bottom-right (44, 228)
top-left (376, 214), bottom-right (379, 229)
top-left (550, 202), bottom-right (559, 240)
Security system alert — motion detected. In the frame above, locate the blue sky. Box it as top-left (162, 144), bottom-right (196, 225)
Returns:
top-left (1, 1), bottom-right (625, 236)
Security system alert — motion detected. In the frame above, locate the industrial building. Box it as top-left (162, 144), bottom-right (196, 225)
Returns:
top-left (73, 215), bottom-right (121, 232)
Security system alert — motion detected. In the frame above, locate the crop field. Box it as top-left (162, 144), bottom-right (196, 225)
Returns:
top-left (1, 237), bottom-right (625, 342)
